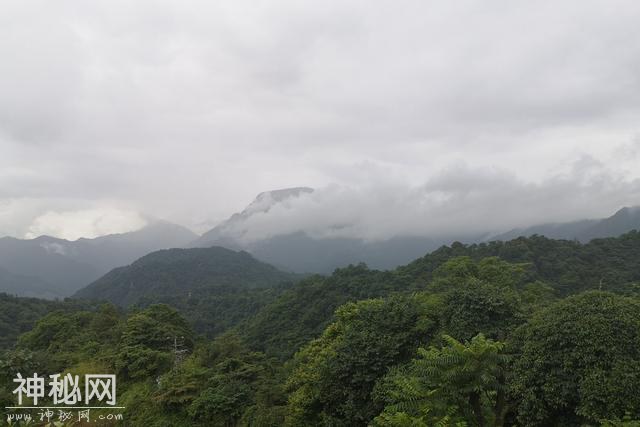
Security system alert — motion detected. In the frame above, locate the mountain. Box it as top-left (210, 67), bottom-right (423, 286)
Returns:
top-left (0, 221), bottom-right (198, 298)
top-left (580, 206), bottom-right (640, 240)
top-left (58, 220), bottom-right (199, 273)
top-left (0, 236), bottom-right (99, 298)
top-left (493, 206), bottom-right (640, 242)
top-left (191, 188), bottom-right (473, 273)
top-left (192, 187), bottom-right (314, 249)
top-left (247, 232), bottom-right (446, 273)
top-left (240, 230), bottom-right (640, 360)
top-left (0, 293), bottom-right (92, 349)
top-left (192, 187), bottom-right (640, 274)
top-left (73, 246), bottom-right (295, 306)
top-left (73, 246), bottom-right (298, 336)
top-left (16, 232), bottom-right (640, 426)
top-left (0, 267), bottom-right (59, 299)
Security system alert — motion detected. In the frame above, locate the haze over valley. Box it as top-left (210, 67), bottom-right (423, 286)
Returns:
top-left (2, 185), bottom-right (640, 298)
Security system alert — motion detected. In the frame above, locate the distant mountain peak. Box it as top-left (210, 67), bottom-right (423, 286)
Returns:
top-left (492, 205), bottom-right (640, 243)
top-left (241, 187), bottom-right (314, 216)
top-left (612, 206), bottom-right (640, 217)
top-left (73, 245), bottom-right (295, 307)
top-left (192, 187), bottom-right (314, 248)
top-left (0, 219), bottom-right (199, 298)
top-left (255, 187), bottom-right (314, 201)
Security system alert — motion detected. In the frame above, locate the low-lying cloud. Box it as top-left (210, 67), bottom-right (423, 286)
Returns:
top-left (2, 1), bottom-right (640, 240)
top-left (25, 208), bottom-right (147, 241)
top-left (220, 160), bottom-right (640, 243)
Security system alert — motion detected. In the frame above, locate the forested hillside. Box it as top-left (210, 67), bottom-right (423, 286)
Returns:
top-left (495, 206), bottom-right (640, 243)
top-left (2, 233), bottom-right (640, 425)
top-left (402, 231), bottom-right (640, 294)
top-left (74, 246), bottom-right (298, 337)
top-left (0, 221), bottom-right (197, 299)
top-left (236, 231), bottom-right (640, 360)
top-left (0, 294), bottom-right (94, 350)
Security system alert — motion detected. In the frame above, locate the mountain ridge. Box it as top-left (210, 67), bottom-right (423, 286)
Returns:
top-left (493, 206), bottom-right (640, 242)
top-left (191, 188), bottom-right (640, 273)
top-left (0, 220), bottom-right (198, 298)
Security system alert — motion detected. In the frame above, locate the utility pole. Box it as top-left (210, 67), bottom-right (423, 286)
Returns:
top-left (167, 335), bottom-right (189, 367)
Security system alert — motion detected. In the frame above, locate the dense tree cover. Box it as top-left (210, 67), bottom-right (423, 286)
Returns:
top-left (239, 264), bottom-right (413, 359)
top-left (373, 334), bottom-right (508, 426)
top-left (74, 246), bottom-right (298, 338)
top-left (238, 233), bottom-right (640, 361)
top-left (74, 246), bottom-right (297, 306)
top-left (0, 303), bottom-right (124, 412)
top-left (0, 304), bottom-right (288, 426)
top-left (285, 295), bottom-right (437, 425)
top-left (511, 291), bottom-right (640, 425)
top-left (239, 256), bottom-right (537, 361)
top-left (3, 232), bottom-right (640, 425)
top-left (0, 293), bottom-right (93, 350)
top-left (280, 256), bottom-right (640, 425)
top-left (136, 284), bottom-right (290, 338)
top-left (61, 232), bottom-right (640, 356)
top-left (402, 231), bottom-right (640, 295)
top-left (281, 257), bottom-right (526, 426)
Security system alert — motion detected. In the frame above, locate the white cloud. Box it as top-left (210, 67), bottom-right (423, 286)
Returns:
top-left (1, 0), bottom-right (640, 239)
top-left (25, 208), bottom-right (147, 240)
top-left (217, 159), bottom-right (640, 243)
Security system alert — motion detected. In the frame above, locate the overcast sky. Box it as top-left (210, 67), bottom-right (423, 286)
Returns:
top-left (2, 0), bottom-right (640, 240)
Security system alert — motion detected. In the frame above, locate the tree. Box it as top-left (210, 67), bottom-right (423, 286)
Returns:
top-left (510, 291), bottom-right (640, 425)
top-left (185, 334), bottom-right (276, 426)
top-left (285, 295), bottom-right (435, 426)
top-left (117, 304), bottom-right (193, 379)
top-left (374, 334), bottom-right (508, 427)
top-left (432, 257), bottom-right (526, 342)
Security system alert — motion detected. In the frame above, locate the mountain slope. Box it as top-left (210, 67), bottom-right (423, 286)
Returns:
top-left (74, 246), bottom-right (296, 307)
top-left (192, 187), bottom-right (314, 249)
top-left (191, 188), bottom-right (472, 273)
top-left (0, 293), bottom-right (94, 349)
top-left (248, 232), bottom-right (444, 273)
top-left (0, 221), bottom-right (198, 298)
top-left (401, 231), bottom-right (640, 294)
top-left (0, 237), bottom-right (99, 298)
top-left (494, 206), bottom-right (640, 242)
top-left (239, 231), bottom-right (640, 359)
top-left (580, 206), bottom-right (640, 241)
top-left (0, 267), bottom-right (59, 299)
top-left (65, 220), bottom-right (199, 274)
top-left (73, 246), bottom-right (298, 337)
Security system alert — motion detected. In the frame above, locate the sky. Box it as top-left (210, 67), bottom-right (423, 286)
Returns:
top-left (2, 0), bottom-right (640, 240)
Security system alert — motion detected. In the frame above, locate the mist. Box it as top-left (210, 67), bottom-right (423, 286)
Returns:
top-left (215, 159), bottom-right (640, 243)
top-left (2, 0), bottom-right (640, 239)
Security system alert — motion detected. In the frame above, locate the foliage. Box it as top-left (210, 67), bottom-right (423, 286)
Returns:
top-left (285, 295), bottom-right (436, 426)
top-left (434, 257), bottom-right (526, 341)
top-left (240, 264), bottom-right (421, 360)
top-left (116, 304), bottom-right (194, 379)
top-left (374, 334), bottom-right (508, 427)
top-left (16, 303), bottom-right (122, 373)
top-left (4, 232), bottom-right (640, 425)
top-left (510, 292), bottom-right (640, 425)
top-left (0, 293), bottom-right (91, 350)
top-left (403, 231), bottom-right (640, 295)
top-left (75, 246), bottom-right (298, 339)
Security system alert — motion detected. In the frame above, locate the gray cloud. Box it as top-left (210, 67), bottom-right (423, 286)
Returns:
top-left (1, 0), bottom-right (640, 239)
top-left (215, 159), bottom-right (640, 243)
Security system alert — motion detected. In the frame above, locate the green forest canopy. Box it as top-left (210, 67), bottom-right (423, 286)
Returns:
top-left (3, 232), bottom-right (640, 425)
